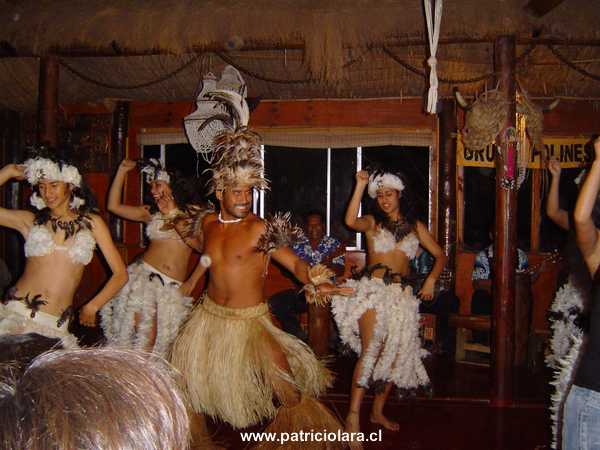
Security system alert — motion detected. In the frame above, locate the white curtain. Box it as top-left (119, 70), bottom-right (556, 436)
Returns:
top-left (138, 127), bottom-right (433, 148)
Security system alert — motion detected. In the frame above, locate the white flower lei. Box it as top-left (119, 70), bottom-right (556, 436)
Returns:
top-left (367, 172), bottom-right (405, 198)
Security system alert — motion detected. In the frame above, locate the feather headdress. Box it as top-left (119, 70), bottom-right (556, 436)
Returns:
top-left (208, 128), bottom-right (268, 193)
top-left (204, 89), bottom-right (268, 193)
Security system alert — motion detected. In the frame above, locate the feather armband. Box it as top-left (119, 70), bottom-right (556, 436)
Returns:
top-left (256, 212), bottom-right (304, 254)
top-left (162, 203), bottom-right (214, 248)
top-left (302, 264), bottom-right (335, 307)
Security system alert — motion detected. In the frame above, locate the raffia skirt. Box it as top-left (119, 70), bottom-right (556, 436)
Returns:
top-left (0, 300), bottom-right (79, 348)
top-left (170, 295), bottom-right (336, 430)
top-left (331, 277), bottom-right (429, 390)
top-left (100, 260), bottom-right (192, 356)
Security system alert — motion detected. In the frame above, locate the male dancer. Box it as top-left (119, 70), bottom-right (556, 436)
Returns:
top-left (171, 111), bottom-right (349, 449)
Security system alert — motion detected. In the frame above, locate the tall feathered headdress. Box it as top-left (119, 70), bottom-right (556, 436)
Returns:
top-left (204, 84), bottom-right (268, 193)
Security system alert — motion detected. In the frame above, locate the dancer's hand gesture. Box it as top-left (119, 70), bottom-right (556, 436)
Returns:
top-left (418, 277), bottom-right (435, 301)
top-left (118, 159), bottom-right (137, 173)
top-left (79, 303), bottom-right (99, 327)
top-left (179, 279), bottom-right (195, 297)
top-left (548, 159), bottom-right (561, 178)
top-left (2, 164), bottom-right (26, 181)
top-left (355, 170), bottom-right (369, 186)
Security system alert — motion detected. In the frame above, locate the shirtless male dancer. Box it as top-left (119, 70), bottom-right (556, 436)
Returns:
top-left (170, 124), bottom-right (351, 448)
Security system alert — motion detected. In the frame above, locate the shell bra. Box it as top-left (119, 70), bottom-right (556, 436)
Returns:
top-left (145, 211), bottom-right (182, 241)
top-left (371, 227), bottom-right (419, 259)
top-left (24, 224), bottom-right (96, 265)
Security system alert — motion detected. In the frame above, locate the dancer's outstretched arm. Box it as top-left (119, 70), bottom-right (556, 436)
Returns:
top-left (345, 170), bottom-right (375, 233)
top-left (546, 159), bottom-right (569, 230)
top-left (574, 137), bottom-right (600, 275)
top-left (107, 159), bottom-right (152, 223)
top-left (0, 164), bottom-right (34, 235)
top-left (414, 221), bottom-right (446, 300)
top-left (79, 215), bottom-right (128, 327)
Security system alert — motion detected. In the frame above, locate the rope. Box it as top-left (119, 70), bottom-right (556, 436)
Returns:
top-left (215, 50), bottom-right (364, 84)
top-left (382, 43), bottom-right (537, 85)
top-left (59, 53), bottom-right (204, 89)
top-left (545, 45), bottom-right (600, 81)
top-left (424, 0), bottom-right (443, 113)
top-left (382, 47), bottom-right (495, 84)
top-left (214, 51), bottom-right (313, 84)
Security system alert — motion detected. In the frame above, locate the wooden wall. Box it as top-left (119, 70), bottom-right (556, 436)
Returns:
top-left (61, 98), bottom-right (600, 334)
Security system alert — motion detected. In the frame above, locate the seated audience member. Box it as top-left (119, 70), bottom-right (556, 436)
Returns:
top-left (269, 210), bottom-right (344, 339)
top-left (0, 347), bottom-right (190, 450)
top-left (469, 227), bottom-right (528, 345)
top-left (411, 247), bottom-right (458, 354)
top-left (471, 229), bottom-right (529, 316)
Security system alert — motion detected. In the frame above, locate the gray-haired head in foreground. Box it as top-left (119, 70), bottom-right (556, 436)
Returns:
top-left (0, 347), bottom-right (190, 450)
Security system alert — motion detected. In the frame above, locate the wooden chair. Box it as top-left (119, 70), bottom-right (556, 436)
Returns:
top-left (450, 252), bottom-right (534, 366)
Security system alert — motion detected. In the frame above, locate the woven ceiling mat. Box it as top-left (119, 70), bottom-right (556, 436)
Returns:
top-left (2, 0), bottom-right (600, 83)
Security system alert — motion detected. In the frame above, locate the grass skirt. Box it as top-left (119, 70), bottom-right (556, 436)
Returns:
top-left (331, 277), bottom-right (429, 390)
top-left (170, 296), bottom-right (334, 429)
top-left (0, 300), bottom-right (78, 348)
top-left (100, 260), bottom-right (192, 356)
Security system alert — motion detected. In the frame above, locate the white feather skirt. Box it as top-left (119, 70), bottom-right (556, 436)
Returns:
top-left (331, 277), bottom-right (430, 390)
top-left (546, 279), bottom-right (585, 369)
top-left (546, 277), bottom-right (586, 449)
top-left (0, 300), bottom-right (79, 348)
top-left (100, 260), bottom-right (192, 356)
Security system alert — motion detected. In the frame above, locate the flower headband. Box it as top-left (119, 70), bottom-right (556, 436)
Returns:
top-left (23, 157), bottom-right (85, 211)
top-left (23, 157), bottom-right (82, 187)
top-left (367, 172), bottom-right (405, 199)
top-left (140, 159), bottom-right (171, 184)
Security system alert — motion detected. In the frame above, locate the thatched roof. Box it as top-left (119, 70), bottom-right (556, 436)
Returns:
top-left (1, 0), bottom-right (599, 111)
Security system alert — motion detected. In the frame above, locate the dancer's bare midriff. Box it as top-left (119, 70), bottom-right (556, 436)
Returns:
top-left (143, 238), bottom-right (192, 282)
top-left (13, 253), bottom-right (85, 317)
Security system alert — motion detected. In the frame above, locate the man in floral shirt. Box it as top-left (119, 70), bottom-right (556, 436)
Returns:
top-left (471, 242), bottom-right (529, 315)
top-left (269, 211), bottom-right (345, 339)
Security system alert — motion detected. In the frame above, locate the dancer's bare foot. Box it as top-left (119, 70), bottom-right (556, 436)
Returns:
top-left (345, 411), bottom-right (364, 449)
top-left (369, 412), bottom-right (400, 431)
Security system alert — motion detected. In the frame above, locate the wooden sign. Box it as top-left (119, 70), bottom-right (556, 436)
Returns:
top-left (457, 136), bottom-right (592, 169)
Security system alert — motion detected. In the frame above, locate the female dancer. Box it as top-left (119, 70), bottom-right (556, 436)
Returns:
top-left (563, 136), bottom-right (600, 449)
top-left (545, 159), bottom-right (593, 448)
top-left (100, 158), bottom-right (208, 356)
top-left (0, 152), bottom-right (128, 348)
top-left (332, 169), bottom-right (446, 444)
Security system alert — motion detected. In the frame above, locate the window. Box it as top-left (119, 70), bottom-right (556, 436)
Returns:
top-left (141, 143), bottom-right (432, 250)
top-left (264, 145), bottom-right (431, 249)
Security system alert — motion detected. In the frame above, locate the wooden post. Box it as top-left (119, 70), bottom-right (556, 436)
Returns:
top-left (37, 55), bottom-right (59, 146)
top-left (0, 110), bottom-right (25, 278)
top-left (530, 169), bottom-right (542, 252)
top-left (308, 304), bottom-right (330, 357)
top-left (491, 35), bottom-right (517, 407)
top-left (437, 99), bottom-right (457, 290)
top-left (110, 101), bottom-right (129, 242)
